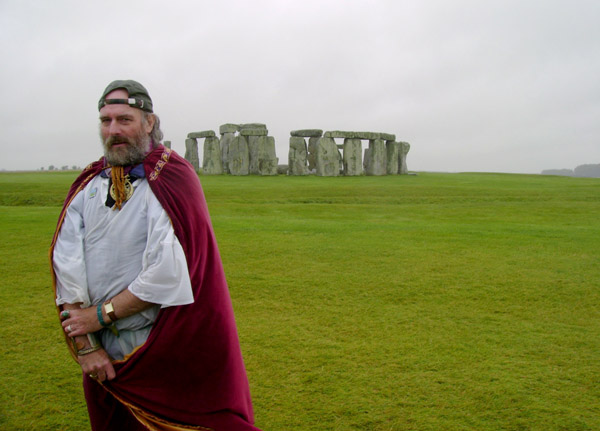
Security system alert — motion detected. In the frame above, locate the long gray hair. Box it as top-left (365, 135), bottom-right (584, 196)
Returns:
top-left (143, 112), bottom-right (163, 147)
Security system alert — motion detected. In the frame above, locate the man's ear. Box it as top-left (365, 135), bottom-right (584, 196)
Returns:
top-left (144, 114), bottom-right (156, 134)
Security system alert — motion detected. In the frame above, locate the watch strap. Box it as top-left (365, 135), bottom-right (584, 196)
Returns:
top-left (104, 300), bottom-right (118, 322)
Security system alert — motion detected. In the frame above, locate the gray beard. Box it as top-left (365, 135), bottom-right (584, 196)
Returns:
top-left (103, 134), bottom-right (151, 167)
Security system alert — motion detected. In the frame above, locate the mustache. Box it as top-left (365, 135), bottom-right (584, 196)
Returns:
top-left (105, 136), bottom-right (134, 147)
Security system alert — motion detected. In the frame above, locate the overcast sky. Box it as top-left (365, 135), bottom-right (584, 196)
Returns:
top-left (1, 0), bottom-right (599, 173)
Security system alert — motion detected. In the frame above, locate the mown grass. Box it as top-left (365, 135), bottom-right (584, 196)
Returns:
top-left (0, 171), bottom-right (598, 430)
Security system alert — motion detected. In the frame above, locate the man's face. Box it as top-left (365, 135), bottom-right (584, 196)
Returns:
top-left (99, 89), bottom-right (154, 166)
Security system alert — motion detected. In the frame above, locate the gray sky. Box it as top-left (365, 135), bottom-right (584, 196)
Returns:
top-left (1, 0), bottom-right (599, 173)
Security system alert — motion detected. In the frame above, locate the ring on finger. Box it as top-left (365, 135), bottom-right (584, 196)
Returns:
top-left (66, 325), bottom-right (72, 332)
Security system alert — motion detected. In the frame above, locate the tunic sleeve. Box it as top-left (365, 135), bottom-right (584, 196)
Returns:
top-left (53, 189), bottom-right (91, 307)
top-left (127, 188), bottom-right (194, 307)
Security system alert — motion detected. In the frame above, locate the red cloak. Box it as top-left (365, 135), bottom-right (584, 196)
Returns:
top-left (50, 145), bottom-right (260, 431)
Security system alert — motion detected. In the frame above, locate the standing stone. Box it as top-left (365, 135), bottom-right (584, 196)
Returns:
top-left (343, 138), bottom-right (362, 176)
top-left (257, 136), bottom-right (278, 175)
top-left (398, 141), bottom-right (411, 174)
top-left (307, 137), bottom-right (319, 172)
top-left (315, 137), bottom-right (340, 176)
top-left (365, 139), bottom-right (387, 176)
top-left (288, 136), bottom-right (309, 175)
top-left (246, 135), bottom-right (260, 174)
top-left (386, 141), bottom-right (399, 175)
top-left (220, 132), bottom-right (235, 173)
top-left (363, 147), bottom-right (371, 172)
top-left (228, 136), bottom-right (249, 176)
top-left (202, 136), bottom-right (223, 175)
top-left (185, 138), bottom-right (200, 172)
top-left (163, 140), bottom-right (171, 149)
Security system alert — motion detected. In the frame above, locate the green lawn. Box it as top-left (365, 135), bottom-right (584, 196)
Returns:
top-left (1, 171), bottom-right (598, 430)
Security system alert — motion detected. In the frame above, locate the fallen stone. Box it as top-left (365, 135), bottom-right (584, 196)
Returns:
top-left (277, 165), bottom-right (288, 175)
top-left (188, 130), bottom-right (216, 139)
top-left (290, 129), bottom-right (323, 138)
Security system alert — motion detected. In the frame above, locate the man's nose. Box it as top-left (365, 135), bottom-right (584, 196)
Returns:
top-left (108, 120), bottom-right (122, 136)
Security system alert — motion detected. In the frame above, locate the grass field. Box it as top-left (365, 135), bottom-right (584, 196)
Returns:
top-left (0, 171), bottom-right (599, 430)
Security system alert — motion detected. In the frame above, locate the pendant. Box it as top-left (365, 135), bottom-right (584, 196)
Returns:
top-left (109, 177), bottom-right (134, 203)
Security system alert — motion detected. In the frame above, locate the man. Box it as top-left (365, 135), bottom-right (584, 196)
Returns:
top-left (50, 80), bottom-right (261, 430)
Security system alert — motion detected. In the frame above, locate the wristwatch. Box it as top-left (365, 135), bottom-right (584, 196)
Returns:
top-left (103, 300), bottom-right (118, 322)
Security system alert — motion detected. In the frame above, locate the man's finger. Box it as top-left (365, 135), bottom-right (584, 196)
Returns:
top-left (106, 364), bottom-right (116, 381)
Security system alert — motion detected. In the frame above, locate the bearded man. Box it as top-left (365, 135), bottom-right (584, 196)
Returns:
top-left (50, 80), bottom-right (260, 431)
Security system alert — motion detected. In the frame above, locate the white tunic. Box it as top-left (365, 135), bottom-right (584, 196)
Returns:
top-left (53, 173), bottom-right (194, 359)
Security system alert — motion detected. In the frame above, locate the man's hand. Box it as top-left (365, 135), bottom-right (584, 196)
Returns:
top-left (61, 306), bottom-right (102, 337)
top-left (79, 348), bottom-right (116, 382)
top-left (61, 290), bottom-right (154, 338)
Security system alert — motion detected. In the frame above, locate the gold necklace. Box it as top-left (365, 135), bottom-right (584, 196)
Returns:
top-left (109, 176), bottom-right (134, 203)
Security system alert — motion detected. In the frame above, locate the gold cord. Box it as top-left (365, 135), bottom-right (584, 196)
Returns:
top-left (110, 166), bottom-right (127, 210)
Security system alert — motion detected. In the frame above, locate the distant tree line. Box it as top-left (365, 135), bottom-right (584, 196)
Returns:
top-left (41, 165), bottom-right (81, 171)
top-left (542, 164), bottom-right (600, 178)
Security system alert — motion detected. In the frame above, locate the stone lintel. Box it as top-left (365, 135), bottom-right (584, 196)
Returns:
top-left (188, 130), bottom-right (216, 139)
top-left (219, 123), bottom-right (240, 134)
top-left (380, 133), bottom-right (396, 141)
top-left (324, 130), bottom-right (357, 139)
top-left (290, 129), bottom-right (323, 138)
top-left (239, 123), bottom-right (267, 130)
top-left (324, 130), bottom-right (384, 140)
top-left (355, 132), bottom-right (382, 140)
top-left (240, 128), bottom-right (268, 136)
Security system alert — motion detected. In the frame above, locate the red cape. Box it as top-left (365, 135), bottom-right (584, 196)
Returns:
top-left (50, 146), bottom-right (260, 431)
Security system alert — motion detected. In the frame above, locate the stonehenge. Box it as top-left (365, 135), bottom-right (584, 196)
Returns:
top-left (182, 125), bottom-right (410, 176)
top-left (288, 130), bottom-right (410, 176)
top-left (185, 124), bottom-right (278, 176)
